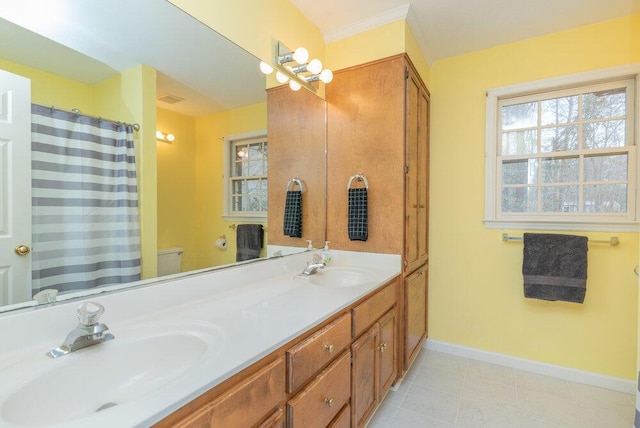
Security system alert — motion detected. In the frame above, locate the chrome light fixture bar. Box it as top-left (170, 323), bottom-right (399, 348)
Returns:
top-left (259, 41), bottom-right (332, 92)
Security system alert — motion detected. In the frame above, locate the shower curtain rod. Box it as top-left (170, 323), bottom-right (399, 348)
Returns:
top-left (49, 105), bottom-right (141, 131)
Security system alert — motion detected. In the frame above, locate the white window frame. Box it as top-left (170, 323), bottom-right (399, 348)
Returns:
top-left (485, 64), bottom-right (640, 232)
top-left (222, 129), bottom-right (268, 222)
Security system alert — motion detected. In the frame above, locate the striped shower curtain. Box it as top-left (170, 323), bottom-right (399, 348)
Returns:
top-left (30, 104), bottom-right (141, 295)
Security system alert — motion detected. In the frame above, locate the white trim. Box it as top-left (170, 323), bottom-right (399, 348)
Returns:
top-left (485, 63), bottom-right (640, 229)
top-left (323, 4), bottom-right (409, 43)
top-left (425, 339), bottom-right (635, 394)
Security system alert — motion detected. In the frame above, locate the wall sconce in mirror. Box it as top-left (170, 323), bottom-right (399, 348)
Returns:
top-left (259, 41), bottom-right (332, 92)
top-left (156, 130), bottom-right (175, 143)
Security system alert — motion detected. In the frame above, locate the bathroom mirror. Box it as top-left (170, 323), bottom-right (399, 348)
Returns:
top-left (0, 0), bottom-right (326, 312)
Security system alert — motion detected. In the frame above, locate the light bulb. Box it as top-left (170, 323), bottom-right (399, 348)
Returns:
top-left (156, 130), bottom-right (164, 140)
top-left (307, 59), bottom-right (323, 74)
top-left (289, 80), bottom-right (301, 91)
top-left (293, 47), bottom-right (309, 64)
top-left (259, 61), bottom-right (274, 75)
top-left (166, 133), bottom-right (175, 142)
top-left (276, 71), bottom-right (289, 83)
top-left (319, 69), bottom-right (334, 84)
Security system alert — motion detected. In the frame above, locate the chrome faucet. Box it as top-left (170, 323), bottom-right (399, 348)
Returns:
top-left (46, 301), bottom-right (114, 358)
top-left (301, 253), bottom-right (326, 276)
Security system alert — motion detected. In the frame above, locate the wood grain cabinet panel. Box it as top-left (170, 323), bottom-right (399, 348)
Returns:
top-left (287, 351), bottom-right (351, 428)
top-left (328, 404), bottom-right (351, 428)
top-left (352, 280), bottom-right (397, 337)
top-left (405, 264), bottom-right (428, 370)
top-left (170, 358), bottom-right (285, 428)
top-left (287, 313), bottom-right (351, 393)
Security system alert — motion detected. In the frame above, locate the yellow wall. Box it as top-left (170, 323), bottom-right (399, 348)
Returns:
top-left (429, 14), bottom-right (640, 379)
top-left (194, 102), bottom-right (268, 268)
top-left (157, 108), bottom-right (198, 273)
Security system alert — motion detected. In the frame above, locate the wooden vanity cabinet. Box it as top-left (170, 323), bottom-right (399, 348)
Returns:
top-left (326, 54), bottom-right (430, 378)
top-left (350, 280), bottom-right (399, 427)
top-left (404, 263), bottom-right (428, 370)
top-left (157, 357), bottom-right (285, 428)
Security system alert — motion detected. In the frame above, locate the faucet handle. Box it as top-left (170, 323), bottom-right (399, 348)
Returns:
top-left (77, 301), bottom-right (105, 326)
top-left (311, 252), bottom-right (323, 264)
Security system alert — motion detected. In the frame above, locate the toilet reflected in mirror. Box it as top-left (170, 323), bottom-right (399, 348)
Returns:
top-left (157, 248), bottom-right (184, 277)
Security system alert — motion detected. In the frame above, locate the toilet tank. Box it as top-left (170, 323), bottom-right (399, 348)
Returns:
top-left (157, 248), bottom-right (183, 276)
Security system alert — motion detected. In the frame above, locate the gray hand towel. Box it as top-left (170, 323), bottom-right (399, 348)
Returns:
top-left (348, 188), bottom-right (368, 241)
top-left (522, 233), bottom-right (588, 303)
top-left (236, 224), bottom-right (264, 261)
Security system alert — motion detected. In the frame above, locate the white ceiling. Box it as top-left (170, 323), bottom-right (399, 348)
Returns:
top-left (290, 0), bottom-right (640, 64)
top-left (0, 0), bottom-right (266, 117)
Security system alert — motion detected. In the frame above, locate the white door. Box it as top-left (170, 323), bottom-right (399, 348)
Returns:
top-left (0, 69), bottom-right (31, 305)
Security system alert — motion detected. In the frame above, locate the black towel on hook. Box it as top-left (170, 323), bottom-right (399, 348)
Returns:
top-left (522, 233), bottom-right (588, 303)
top-left (348, 188), bottom-right (368, 241)
top-left (283, 190), bottom-right (302, 238)
top-left (236, 224), bottom-right (264, 261)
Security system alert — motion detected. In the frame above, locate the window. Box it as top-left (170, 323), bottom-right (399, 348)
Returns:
top-left (485, 66), bottom-right (639, 231)
top-left (223, 131), bottom-right (268, 220)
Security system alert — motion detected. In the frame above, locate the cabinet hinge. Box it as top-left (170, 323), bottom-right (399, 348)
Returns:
top-left (404, 165), bottom-right (409, 174)
top-left (405, 67), bottom-right (409, 79)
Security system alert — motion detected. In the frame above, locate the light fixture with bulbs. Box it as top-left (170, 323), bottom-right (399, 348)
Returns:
top-left (259, 41), bottom-right (333, 92)
top-left (156, 130), bottom-right (175, 143)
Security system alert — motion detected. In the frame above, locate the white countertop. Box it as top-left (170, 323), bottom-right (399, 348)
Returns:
top-left (0, 250), bottom-right (400, 428)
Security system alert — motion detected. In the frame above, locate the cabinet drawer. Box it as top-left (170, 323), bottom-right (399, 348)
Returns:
top-left (287, 313), bottom-right (351, 393)
top-left (352, 279), bottom-right (397, 337)
top-left (287, 351), bottom-right (351, 428)
top-left (177, 358), bottom-right (284, 427)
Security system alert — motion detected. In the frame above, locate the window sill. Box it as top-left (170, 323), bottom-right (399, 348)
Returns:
top-left (484, 219), bottom-right (639, 233)
top-left (222, 215), bottom-right (267, 223)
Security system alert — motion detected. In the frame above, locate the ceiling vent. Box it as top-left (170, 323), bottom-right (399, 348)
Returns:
top-left (157, 94), bottom-right (185, 104)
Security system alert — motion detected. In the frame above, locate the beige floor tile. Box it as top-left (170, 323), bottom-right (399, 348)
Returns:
top-left (423, 351), bottom-right (470, 374)
top-left (517, 388), bottom-right (583, 427)
top-left (367, 399), bottom-right (399, 428)
top-left (515, 370), bottom-right (572, 399)
top-left (456, 398), bottom-right (520, 428)
top-left (579, 402), bottom-right (634, 428)
top-left (413, 364), bottom-right (466, 396)
top-left (569, 381), bottom-right (635, 414)
top-left (462, 374), bottom-right (518, 407)
top-left (467, 359), bottom-right (516, 386)
top-left (401, 384), bottom-right (461, 424)
top-left (391, 408), bottom-right (454, 428)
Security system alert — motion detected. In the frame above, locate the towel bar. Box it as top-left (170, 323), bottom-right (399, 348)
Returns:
top-left (347, 173), bottom-right (368, 190)
top-left (287, 178), bottom-right (304, 192)
top-left (501, 233), bottom-right (619, 246)
top-left (229, 224), bottom-right (267, 231)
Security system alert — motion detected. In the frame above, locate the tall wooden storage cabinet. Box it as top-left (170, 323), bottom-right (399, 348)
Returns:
top-left (326, 54), bottom-right (430, 379)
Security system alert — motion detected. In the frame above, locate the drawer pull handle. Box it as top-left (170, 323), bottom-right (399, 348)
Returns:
top-left (324, 344), bottom-right (335, 353)
top-left (379, 343), bottom-right (387, 352)
top-left (324, 398), bottom-right (334, 407)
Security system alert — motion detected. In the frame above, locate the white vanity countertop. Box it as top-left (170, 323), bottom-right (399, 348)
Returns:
top-left (0, 250), bottom-right (401, 428)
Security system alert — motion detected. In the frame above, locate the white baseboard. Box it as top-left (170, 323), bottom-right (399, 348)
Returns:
top-left (425, 339), bottom-right (636, 394)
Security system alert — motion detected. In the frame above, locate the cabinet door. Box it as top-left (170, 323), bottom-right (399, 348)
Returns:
top-left (417, 85), bottom-right (430, 265)
top-left (351, 325), bottom-right (379, 427)
top-left (379, 310), bottom-right (397, 396)
top-left (404, 67), bottom-right (421, 273)
top-left (405, 265), bottom-right (428, 371)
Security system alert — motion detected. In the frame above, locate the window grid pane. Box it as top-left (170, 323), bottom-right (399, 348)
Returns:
top-left (229, 138), bottom-right (268, 215)
top-left (498, 82), bottom-right (631, 216)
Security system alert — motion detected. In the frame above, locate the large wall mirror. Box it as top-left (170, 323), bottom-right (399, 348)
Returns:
top-left (0, 0), bottom-right (326, 312)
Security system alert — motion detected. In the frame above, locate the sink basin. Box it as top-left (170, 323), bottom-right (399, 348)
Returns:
top-left (0, 321), bottom-right (224, 426)
top-left (309, 267), bottom-right (377, 287)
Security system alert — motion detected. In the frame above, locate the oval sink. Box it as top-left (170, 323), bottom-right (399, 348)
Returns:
top-left (0, 321), bottom-right (224, 426)
top-left (309, 267), bottom-right (377, 287)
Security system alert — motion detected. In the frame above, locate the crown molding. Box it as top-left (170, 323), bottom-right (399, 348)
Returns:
top-left (323, 4), bottom-right (410, 43)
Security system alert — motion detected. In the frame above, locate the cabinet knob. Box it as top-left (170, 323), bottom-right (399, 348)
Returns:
top-left (324, 344), bottom-right (335, 354)
top-left (324, 398), bottom-right (334, 407)
top-left (378, 343), bottom-right (387, 352)
top-left (419, 204), bottom-right (425, 208)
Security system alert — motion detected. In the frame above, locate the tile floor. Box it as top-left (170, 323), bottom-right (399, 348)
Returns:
top-left (367, 349), bottom-right (636, 428)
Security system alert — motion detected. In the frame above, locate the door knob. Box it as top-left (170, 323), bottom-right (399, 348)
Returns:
top-left (14, 245), bottom-right (31, 256)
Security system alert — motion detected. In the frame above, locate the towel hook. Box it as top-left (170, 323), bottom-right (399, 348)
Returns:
top-left (347, 173), bottom-right (368, 190)
top-left (287, 178), bottom-right (304, 192)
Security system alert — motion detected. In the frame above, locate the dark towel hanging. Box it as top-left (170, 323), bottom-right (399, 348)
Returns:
top-left (522, 233), bottom-right (588, 303)
top-left (283, 190), bottom-right (302, 238)
top-left (236, 224), bottom-right (264, 261)
top-left (348, 188), bottom-right (368, 241)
